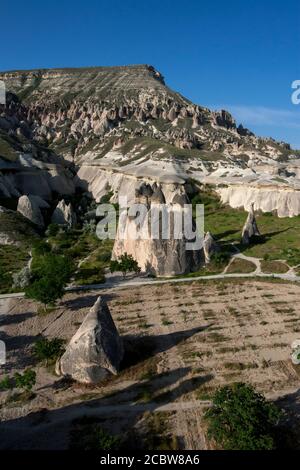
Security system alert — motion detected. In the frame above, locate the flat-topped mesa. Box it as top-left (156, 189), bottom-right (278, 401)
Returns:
top-left (241, 203), bottom-right (260, 245)
top-left (0, 64), bottom-right (165, 82)
top-left (0, 64), bottom-right (168, 105)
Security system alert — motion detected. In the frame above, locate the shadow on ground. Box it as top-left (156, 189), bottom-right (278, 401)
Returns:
top-left (0, 326), bottom-right (213, 450)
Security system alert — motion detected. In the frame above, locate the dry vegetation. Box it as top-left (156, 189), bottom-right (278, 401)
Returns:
top-left (1, 278), bottom-right (300, 449)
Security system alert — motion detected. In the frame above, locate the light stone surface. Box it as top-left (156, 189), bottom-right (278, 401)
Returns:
top-left (203, 231), bottom-right (218, 263)
top-left (112, 181), bottom-right (202, 276)
top-left (56, 296), bottom-right (124, 384)
top-left (51, 199), bottom-right (77, 227)
top-left (17, 194), bottom-right (49, 227)
top-left (241, 203), bottom-right (260, 245)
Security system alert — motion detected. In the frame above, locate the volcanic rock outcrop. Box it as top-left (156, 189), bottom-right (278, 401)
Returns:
top-left (51, 199), bottom-right (77, 227)
top-left (241, 203), bottom-right (260, 245)
top-left (203, 231), bottom-right (219, 263)
top-left (17, 194), bottom-right (49, 227)
top-left (112, 181), bottom-right (202, 276)
top-left (56, 296), bottom-right (124, 384)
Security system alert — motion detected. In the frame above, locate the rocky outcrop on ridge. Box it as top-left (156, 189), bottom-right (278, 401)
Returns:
top-left (0, 205), bottom-right (40, 245)
top-left (56, 296), bottom-right (124, 384)
top-left (0, 65), bottom-right (294, 167)
top-left (51, 199), bottom-right (77, 227)
top-left (241, 203), bottom-right (260, 245)
top-left (17, 194), bottom-right (49, 227)
top-left (112, 181), bottom-right (202, 276)
top-left (203, 231), bottom-right (219, 263)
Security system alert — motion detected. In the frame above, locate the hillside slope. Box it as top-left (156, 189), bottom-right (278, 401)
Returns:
top-left (0, 64), bottom-right (300, 216)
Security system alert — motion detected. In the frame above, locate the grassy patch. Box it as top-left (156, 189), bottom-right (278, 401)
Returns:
top-left (261, 260), bottom-right (289, 274)
top-left (0, 245), bottom-right (30, 294)
top-left (227, 258), bottom-right (256, 274)
top-left (48, 229), bottom-right (113, 285)
top-left (194, 186), bottom-right (300, 265)
top-left (142, 412), bottom-right (179, 450)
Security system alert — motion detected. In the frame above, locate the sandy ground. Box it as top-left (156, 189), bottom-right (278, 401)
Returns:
top-left (0, 278), bottom-right (300, 449)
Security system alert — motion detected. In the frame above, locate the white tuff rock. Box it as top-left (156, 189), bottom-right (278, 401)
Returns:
top-left (203, 231), bottom-right (218, 263)
top-left (56, 297), bottom-right (124, 384)
top-left (241, 203), bottom-right (260, 245)
top-left (17, 194), bottom-right (49, 227)
top-left (51, 199), bottom-right (77, 227)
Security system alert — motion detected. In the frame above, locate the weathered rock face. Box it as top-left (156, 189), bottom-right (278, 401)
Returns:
top-left (17, 194), bottom-right (49, 227)
top-left (0, 62), bottom-right (299, 249)
top-left (203, 231), bottom-right (218, 263)
top-left (51, 199), bottom-right (77, 227)
top-left (241, 203), bottom-right (260, 245)
top-left (0, 205), bottom-right (39, 245)
top-left (112, 181), bottom-right (202, 276)
top-left (56, 296), bottom-right (123, 384)
top-left (216, 183), bottom-right (300, 218)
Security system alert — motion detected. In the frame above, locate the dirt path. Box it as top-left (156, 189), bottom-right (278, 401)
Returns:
top-left (2, 266), bottom-right (300, 302)
top-left (0, 298), bottom-right (11, 315)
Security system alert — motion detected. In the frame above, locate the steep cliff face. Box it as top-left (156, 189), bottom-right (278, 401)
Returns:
top-left (216, 182), bottom-right (300, 218)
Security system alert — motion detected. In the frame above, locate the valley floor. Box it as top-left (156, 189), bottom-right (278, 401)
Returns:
top-left (0, 278), bottom-right (300, 449)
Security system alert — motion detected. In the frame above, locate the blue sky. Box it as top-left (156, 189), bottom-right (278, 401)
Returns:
top-left (2, 0), bottom-right (300, 148)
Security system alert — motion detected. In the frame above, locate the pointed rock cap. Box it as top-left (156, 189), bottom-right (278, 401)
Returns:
top-left (242, 203), bottom-right (260, 245)
top-left (203, 231), bottom-right (218, 263)
top-left (56, 296), bottom-right (124, 384)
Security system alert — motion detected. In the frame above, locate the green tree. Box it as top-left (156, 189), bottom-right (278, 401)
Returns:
top-left (110, 253), bottom-right (141, 279)
top-left (25, 254), bottom-right (73, 309)
top-left (14, 369), bottom-right (36, 392)
top-left (109, 259), bottom-right (120, 274)
top-left (0, 376), bottom-right (12, 391)
top-left (204, 383), bottom-right (281, 450)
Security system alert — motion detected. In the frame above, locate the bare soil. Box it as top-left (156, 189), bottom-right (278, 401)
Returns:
top-left (1, 279), bottom-right (300, 450)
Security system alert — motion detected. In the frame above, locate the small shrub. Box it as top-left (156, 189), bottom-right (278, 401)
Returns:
top-left (211, 251), bottom-right (230, 267)
top-left (14, 369), bottom-right (36, 391)
top-left (46, 223), bottom-right (60, 237)
top-left (33, 337), bottom-right (65, 365)
top-left (96, 251), bottom-right (111, 263)
top-left (12, 266), bottom-right (31, 290)
top-left (83, 220), bottom-right (96, 234)
top-left (70, 423), bottom-right (121, 451)
top-left (0, 375), bottom-right (12, 391)
top-left (32, 240), bottom-right (51, 257)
